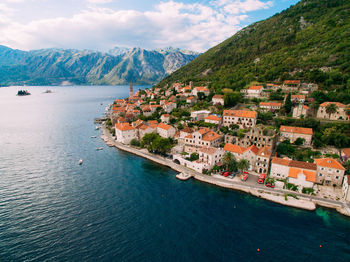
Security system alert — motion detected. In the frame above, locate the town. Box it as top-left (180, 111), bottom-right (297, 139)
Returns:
top-left (104, 80), bottom-right (350, 213)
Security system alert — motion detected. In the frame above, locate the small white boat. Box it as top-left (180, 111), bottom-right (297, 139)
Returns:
top-left (95, 126), bottom-right (100, 130)
top-left (91, 136), bottom-right (97, 138)
top-left (96, 147), bottom-right (103, 151)
top-left (78, 159), bottom-right (83, 165)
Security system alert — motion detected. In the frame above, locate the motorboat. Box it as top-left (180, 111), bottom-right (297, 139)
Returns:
top-left (78, 159), bottom-right (83, 165)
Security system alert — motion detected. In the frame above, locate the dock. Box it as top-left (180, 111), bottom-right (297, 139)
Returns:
top-left (176, 173), bottom-right (192, 181)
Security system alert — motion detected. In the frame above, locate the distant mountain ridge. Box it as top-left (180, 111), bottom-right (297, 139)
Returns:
top-left (0, 46), bottom-right (200, 86)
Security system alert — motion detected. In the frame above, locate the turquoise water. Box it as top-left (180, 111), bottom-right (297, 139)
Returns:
top-left (0, 86), bottom-right (350, 262)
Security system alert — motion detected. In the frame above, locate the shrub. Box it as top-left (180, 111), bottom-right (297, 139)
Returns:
top-left (302, 187), bottom-right (314, 195)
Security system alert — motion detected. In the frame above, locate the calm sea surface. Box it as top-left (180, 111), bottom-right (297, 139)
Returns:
top-left (0, 86), bottom-right (350, 262)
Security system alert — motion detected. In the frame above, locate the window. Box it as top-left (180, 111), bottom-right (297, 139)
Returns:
top-left (319, 173), bottom-right (323, 177)
top-left (336, 176), bottom-right (339, 179)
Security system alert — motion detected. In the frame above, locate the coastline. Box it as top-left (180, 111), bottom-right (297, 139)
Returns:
top-left (101, 124), bottom-right (350, 217)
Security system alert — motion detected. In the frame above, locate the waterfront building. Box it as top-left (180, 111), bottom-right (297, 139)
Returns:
top-left (138, 124), bottom-right (157, 139)
top-left (241, 85), bottom-right (264, 98)
top-left (255, 146), bottom-right (273, 174)
top-left (115, 123), bottom-right (138, 144)
top-left (279, 126), bottom-right (313, 146)
top-left (316, 102), bottom-right (350, 121)
top-left (314, 158), bottom-right (345, 187)
top-left (223, 110), bottom-right (257, 129)
top-left (199, 147), bottom-right (224, 169)
top-left (184, 128), bottom-right (222, 153)
top-left (342, 175), bottom-right (350, 202)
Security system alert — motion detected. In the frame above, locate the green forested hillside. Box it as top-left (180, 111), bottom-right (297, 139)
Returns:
top-left (156, 0), bottom-right (350, 92)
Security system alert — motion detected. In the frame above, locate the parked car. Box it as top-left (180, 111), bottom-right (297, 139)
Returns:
top-left (265, 182), bottom-right (275, 188)
top-left (258, 173), bottom-right (266, 184)
top-left (221, 171), bottom-right (231, 177)
top-left (241, 172), bottom-right (249, 181)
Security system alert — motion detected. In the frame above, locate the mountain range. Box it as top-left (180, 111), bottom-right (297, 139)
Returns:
top-left (157, 0), bottom-right (350, 92)
top-left (0, 46), bottom-right (199, 86)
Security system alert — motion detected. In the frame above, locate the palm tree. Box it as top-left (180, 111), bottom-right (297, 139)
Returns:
top-left (223, 152), bottom-right (235, 171)
top-left (237, 159), bottom-right (250, 174)
top-left (325, 103), bottom-right (338, 119)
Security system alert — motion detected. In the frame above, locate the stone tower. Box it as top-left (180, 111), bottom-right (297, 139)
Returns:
top-left (129, 82), bottom-right (133, 97)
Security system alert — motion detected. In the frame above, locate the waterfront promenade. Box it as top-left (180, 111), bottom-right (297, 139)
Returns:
top-left (101, 125), bottom-right (350, 217)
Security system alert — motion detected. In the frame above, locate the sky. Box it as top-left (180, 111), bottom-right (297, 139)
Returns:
top-left (0, 0), bottom-right (299, 52)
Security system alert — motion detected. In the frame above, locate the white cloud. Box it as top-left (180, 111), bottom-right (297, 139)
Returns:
top-left (0, 0), bottom-right (274, 52)
top-left (87, 0), bottom-right (113, 4)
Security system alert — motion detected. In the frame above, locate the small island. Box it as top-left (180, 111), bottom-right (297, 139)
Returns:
top-left (17, 90), bottom-right (31, 96)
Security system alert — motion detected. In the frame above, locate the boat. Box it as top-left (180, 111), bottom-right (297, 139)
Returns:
top-left (78, 159), bottom-right (83, 165)
top-left (95, 126), bottom-right (100, 130)
top-left (17, 90), bottom-right (31, 96)
top-left (91, 136), bottom-right (97, 138)
top-left (96, 147), bottom-right (103, 151)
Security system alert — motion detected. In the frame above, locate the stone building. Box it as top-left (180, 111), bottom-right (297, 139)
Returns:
top-left (279, 126), bottom-right (313, 146)
top-left (316, 102), bottom-right (350, 121)
top-left (314, 158), bottom-right (345, 187)
top-left (223, 110), bottom-right (257, 129)
top-left (225, 126), bottom-right (277, 149)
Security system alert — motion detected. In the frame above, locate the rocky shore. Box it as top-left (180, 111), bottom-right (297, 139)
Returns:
top-left (101, 125), bottom-right (350, 217)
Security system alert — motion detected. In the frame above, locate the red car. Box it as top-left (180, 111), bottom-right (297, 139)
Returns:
top-left (265, 182), bottom-right (275, 188)
top-left (258, 174), bottom-right (266, 184)
top-left (221, 171), bottom-right (231, 177)
top-left (241, 172), bottom-right (249, 181)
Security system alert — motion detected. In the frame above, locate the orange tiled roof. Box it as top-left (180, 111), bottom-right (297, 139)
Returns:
top-left (202, 131), bottom-right (221, 142)
top-left (319, 102), bottom-right (347, 108)
top-left (257, 146), bottom-right (272, 157)
top-left (224, 143), bottom-right (246, 154)
top-left (280, 126), bottom-right (313, 135)
top-left (246, 145), bottom-right (259, 155)
top-left (342, 148), bottom-right (350, 157)
top-left (200, 146), bottom-right (219, 155)
top-left (148, 120), bottom-right (158, 125)
top-left (284, 80), bottom-right (301, 85)
top-left (314, 158), bottom-right (345, 170)
top-left (205, 115), bottom-right (222, 121)
top-left (291, 95), bottom-right (305, 99)
top-left (195, 86), bottom-right (209, 92)
top-left (223, 110), bottom-right (257, 119)
top-left (198, 128), bottom-right (210, 135)
top-left (158, 123), bottom-right (173, 131)
top-left (249, 85), bottom-right (263, 90)
top-left (181, 127), bottom-right (193, 134)
top-left (289, 160), bottom-right (317, 170)
top-left (260, 102), bottom-right (282, 107)
top-left (162, 114), bottom-right (170, 118)
top-left (115, 123), bottom-right (135, 131)
top-left (272, 157), bottom-right (291, 166)
top-left (288, 167), bottom-right (316, 182)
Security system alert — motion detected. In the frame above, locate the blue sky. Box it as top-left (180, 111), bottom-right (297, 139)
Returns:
top-left (0, 0), bottom-right (299, 52)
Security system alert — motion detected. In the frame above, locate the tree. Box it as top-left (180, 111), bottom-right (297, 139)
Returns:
top-left (224, 92), bottom-right (242, 108)
top-left (197, 92), bottom-right (206, 100)
top-left (345, 109), bottom-right (350, 121)
top-left (325, 103), bottom-right (338, 119)
top-left (284, 93), bottom-right (292, 114)
top-left (189, 153), bottom-right (199, 161)
top-left (310, 101), bottom-right (320, 117)
top-left (237, 159), bottom-right (250, 173)
top-left (223, 152), bottom-right (234, 171)
top-left (294, 137), bottom-right (305, 146)
top-left (130, 139), bottom-right (140, 147)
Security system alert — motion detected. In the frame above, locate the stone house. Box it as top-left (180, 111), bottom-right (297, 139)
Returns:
top-left (279, 126), bottom-right (313, 146)
top-left (186, 96), bottom-right (197, 105)
top-left (341, 148), bottom-right (350, 162)
top-left (191, 110), bottom-right (211, 121)
top-left (292, 104), bottom-right (311, 118)
top-left (138, 124), bottom-right (157, 139)
top-left (259, 102), bottom-right (282, 111)
top-left (241, 85), bottom-right (264, 98)
top-left (314, 158), bottom-right (345, 187)
top-left (282, 80), bottom-right (301, 91)
top-left (255, 146), bottom-right (273, 174)
top-left (115, 123), bottom-right (138, 144)
top-left (212, 95), bottom-right (224, 105)
top-left (342, 175), bottom-right (350, 202)
top-left (161, 114), bottom-right (170, 124)
top-left (192, 86), bottom-right (210, 96)
top-left (316, 102), bottom-right (350, 121)
top-left (184, 128), bottom-right (222, 153)
top-left (223, 110), bottom-right (257, 129)
top-left (204, 115), bottom-right (222, 125)
top-left (157, 123), bottom-right (176, 138)
top-left (225, 126), bottom-right (277, 149)
top-left (199, 147), bottom-right (224, 169)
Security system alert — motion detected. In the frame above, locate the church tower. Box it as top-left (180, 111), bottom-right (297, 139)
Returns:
top-left (129, 82), bottom-right (133, 97)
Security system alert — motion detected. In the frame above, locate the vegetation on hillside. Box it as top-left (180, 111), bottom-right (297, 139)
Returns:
top-left (156, 0), bottom-right (350, 93)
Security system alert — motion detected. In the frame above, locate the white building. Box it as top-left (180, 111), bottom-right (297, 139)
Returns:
top-left (199, 147), bottom-right (224, 169)
top-left (157, 123), bottom-right (176, 138)
top-left (259, 102), bottom-right (282, 111)
top-left (162, 102), bottom-right (177, 113)
top-left (115, 123), bottom-right (138, 144)
top-left (314, 158), bottom-right (346, 187)
top-left (241, 85), bottom-right (264, 98)
top-left (279, 126), bottom-right (313, 146)
top-left (292, 104), bottom-right (311, 118)
top-left (184, 128), bottom-right (222, 153)
top-left (204, 115), bottom-right (222, 125)
top-left (138, 124), bottom-right (157, 139)
top-left (223, 110), bottom-right (257, 129)
top-left (191, 110), bottom-right (211, 121)
top-left (342, 175), bottom-right (350, 202)
top-left (161, 114), bottom-right (171, 124)
top-left (192, 86), bottom-right (210, 96)
top-left (212, 95), bottom-right (224, 105)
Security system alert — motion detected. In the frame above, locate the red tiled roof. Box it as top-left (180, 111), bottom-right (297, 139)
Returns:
top-left (284, 80), bottom-right (301, 85)
top-left (288, 167), bottom-right (316, 183)
top-left (212, 95), bottom-right (223, 99)
top-left (115, 123), bottom-right (135, 131)
top-left (280, 126), bottom-right (313, 135)
top-left (202, 131), bottom-right (221, 142)
top-left (272, 157), bottom-right (291, 166)
top-left (342, 148), bottom-right (350, 157)
top-left (319, 102), bottom-right (347, 108)
top-left (158, 123), bottom-right (173, 131)
top-left (223, 110), bottom-right (257, 119)
top-left (205, 115), bottom-right (222, 121)
top-left (249, 85), bottom-right (263, 90)
top-left (224, 143), bottom-right (245, 154)
top-left (314, 158), bottom-right (345, 170)
top-left (260, 102), bottom-right (282, 107)
top-left (246, 145), bottom-right (259, 155)
top-left (200, 146), bottom-right (219, 155)
top-left (257, 146), bottom-right (272, 157)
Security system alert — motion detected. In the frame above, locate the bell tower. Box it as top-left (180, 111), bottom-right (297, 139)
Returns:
top-left (129, 81), bottom-right (133, 97)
